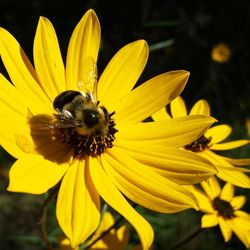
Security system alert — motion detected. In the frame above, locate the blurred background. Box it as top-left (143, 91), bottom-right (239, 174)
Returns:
top-left (0, 0), bottom-right (249, 249)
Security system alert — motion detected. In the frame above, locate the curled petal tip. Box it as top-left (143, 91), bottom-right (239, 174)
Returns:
top-left (86, 9), bottom-right (98, 17)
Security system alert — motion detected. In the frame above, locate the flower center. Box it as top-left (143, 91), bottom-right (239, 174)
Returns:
top-left (212, 197), bottom-right (235, 219)
top-left (184, 135), bottom-right (212, 152)
top-left (49, 90), bottom-right (118, 157)
top-left (60, 109), bottom-right (117, 157)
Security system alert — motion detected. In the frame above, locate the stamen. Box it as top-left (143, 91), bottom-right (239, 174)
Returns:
top-left (60, 110), bottom-right (118, 157)
top-left (184, 135), bottom-right (212, 152)
top-left (212, 197), bottom-right (235, 219)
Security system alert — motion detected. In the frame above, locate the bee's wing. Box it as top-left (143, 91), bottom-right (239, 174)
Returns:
top-left (29, 114), bottom-right (83, 130)
top-left (48, 117), bottom-right (84, 129)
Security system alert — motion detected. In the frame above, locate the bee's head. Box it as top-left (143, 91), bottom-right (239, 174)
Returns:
top-left (83, 109), bottom-right (100, 128)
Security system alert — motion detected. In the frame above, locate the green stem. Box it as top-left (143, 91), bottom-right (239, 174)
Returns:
top-left (39, 187), bottom-right (58, 250)
top-left (170, 227), bottom-right (203, 250)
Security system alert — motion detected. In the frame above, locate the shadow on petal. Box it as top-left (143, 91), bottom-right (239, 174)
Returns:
top-left (29, 113), bottom-right (72, 163)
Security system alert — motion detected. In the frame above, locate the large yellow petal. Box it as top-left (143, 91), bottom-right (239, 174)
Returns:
top-left (8, 154), bottom-right (69, 194)
top-left (200, 150), bottom-right (248, 170)
top-left (185, 185), bottom-right (214, 213)
top-left (232, 211), bottom-right (250, 246)
top-left (0, 74), bottom-right (31, 119)
top-left (66, 10), bottom-right (100, 90)
top-left (189, 99), bottom-right (211, 116)
top-left (34, 16), bottom-right (66, 101)
top-left (234, 210), bottom-right (250, 220)
top-left (220, 182), bottom-right (234, 202)
top-left (0, 133), bottom-right (25, 159)
top-left (210, 139), bottom-right (250, 150)
top-left (0, 75), bottom-right (35, 158)
top-left (98, 40), bottom-right (148, 110)
top-left (220, 156), bottom-right (250, 166)
top-left (116, 115), bottom-right (216, 147)
top-left (89, 157), bottom-right (154, 250)
top-left (0, 115), bottom-right (35, 158)
top-left (151, 107), bottom-right (171, 121)
top-left (56, 158), bottom-right (100, 248)
top-left (0, 113), bottom-right (69, 159)
top-left (229, 218), bottom-right (250, 248)
top-left (218, 169), bottom-right (250, 188)
top-left (103, 147), bottom-right (198, 212)
top-left (218, 217), bottom-right (232, 242)
top-left (0, 28), bottom-right (51, 111)
top-left (201, 150), bottom-right (250, 188)
top-left (113, 71), bottom-right (189, 124)
top-left (170, 96), bottom-right (187, 117)
top-left (201, 214), bottom-right (218, 228)
top-left (114, 141), bottom-right (216, 184)
top-left (200, 177), bottom-right (221, 200)
top-left (205, 125), bottom-right (231, 144)
top-left (231, 196), bottom-right (246, 210)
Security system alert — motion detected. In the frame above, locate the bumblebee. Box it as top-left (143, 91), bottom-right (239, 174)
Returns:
top-left (30, 58), bottom-right (117, 156)
top-left (52, 90), bottom-right (110, 137)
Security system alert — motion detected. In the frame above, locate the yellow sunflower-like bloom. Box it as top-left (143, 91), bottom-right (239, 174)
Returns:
top-left (187, 177), bottom-right (250, 248)
top-left (211, 43), bottom-right (232, 63)
top-left (152, 96), bottom-right (250, 188)
top-left (0, 10), bottom-right (216, 249)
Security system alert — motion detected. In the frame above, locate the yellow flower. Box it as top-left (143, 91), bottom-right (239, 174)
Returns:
top-left (211, 43), bottom-right (232, 63)
top-left (153, 96), bottom-right (250, 188)
top-left (245, 118), bottom-right (250, 136)
top-left (60, 211), bottom-right (145, 250)
top-left (187, 177), bottom-right (250, 248)
top-left (87, 211), bottom-right (129, 250)
top-left (0, 10), bottom-right (216, 249)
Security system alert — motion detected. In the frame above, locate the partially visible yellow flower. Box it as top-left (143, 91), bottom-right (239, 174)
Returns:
top-left (59, 211), bottom-right (142, 250)
top-left (59, 237), bottom-right (79, 250)
top-left (246, 118), bottom-right (250, 136)
top-left (211, 43), bottom-right (231, 63)
top-left (88, 211), bottom-right (129, 250)
top-left (0, 9), bottom-right (217, 250)
top-left (152, 96), bottom-right (250, 188)
top-left (187, 177), bottom-right (250, 248)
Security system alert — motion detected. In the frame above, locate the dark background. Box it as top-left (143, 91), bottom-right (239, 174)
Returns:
top-left (0, 0), bottom-right (249, 249)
